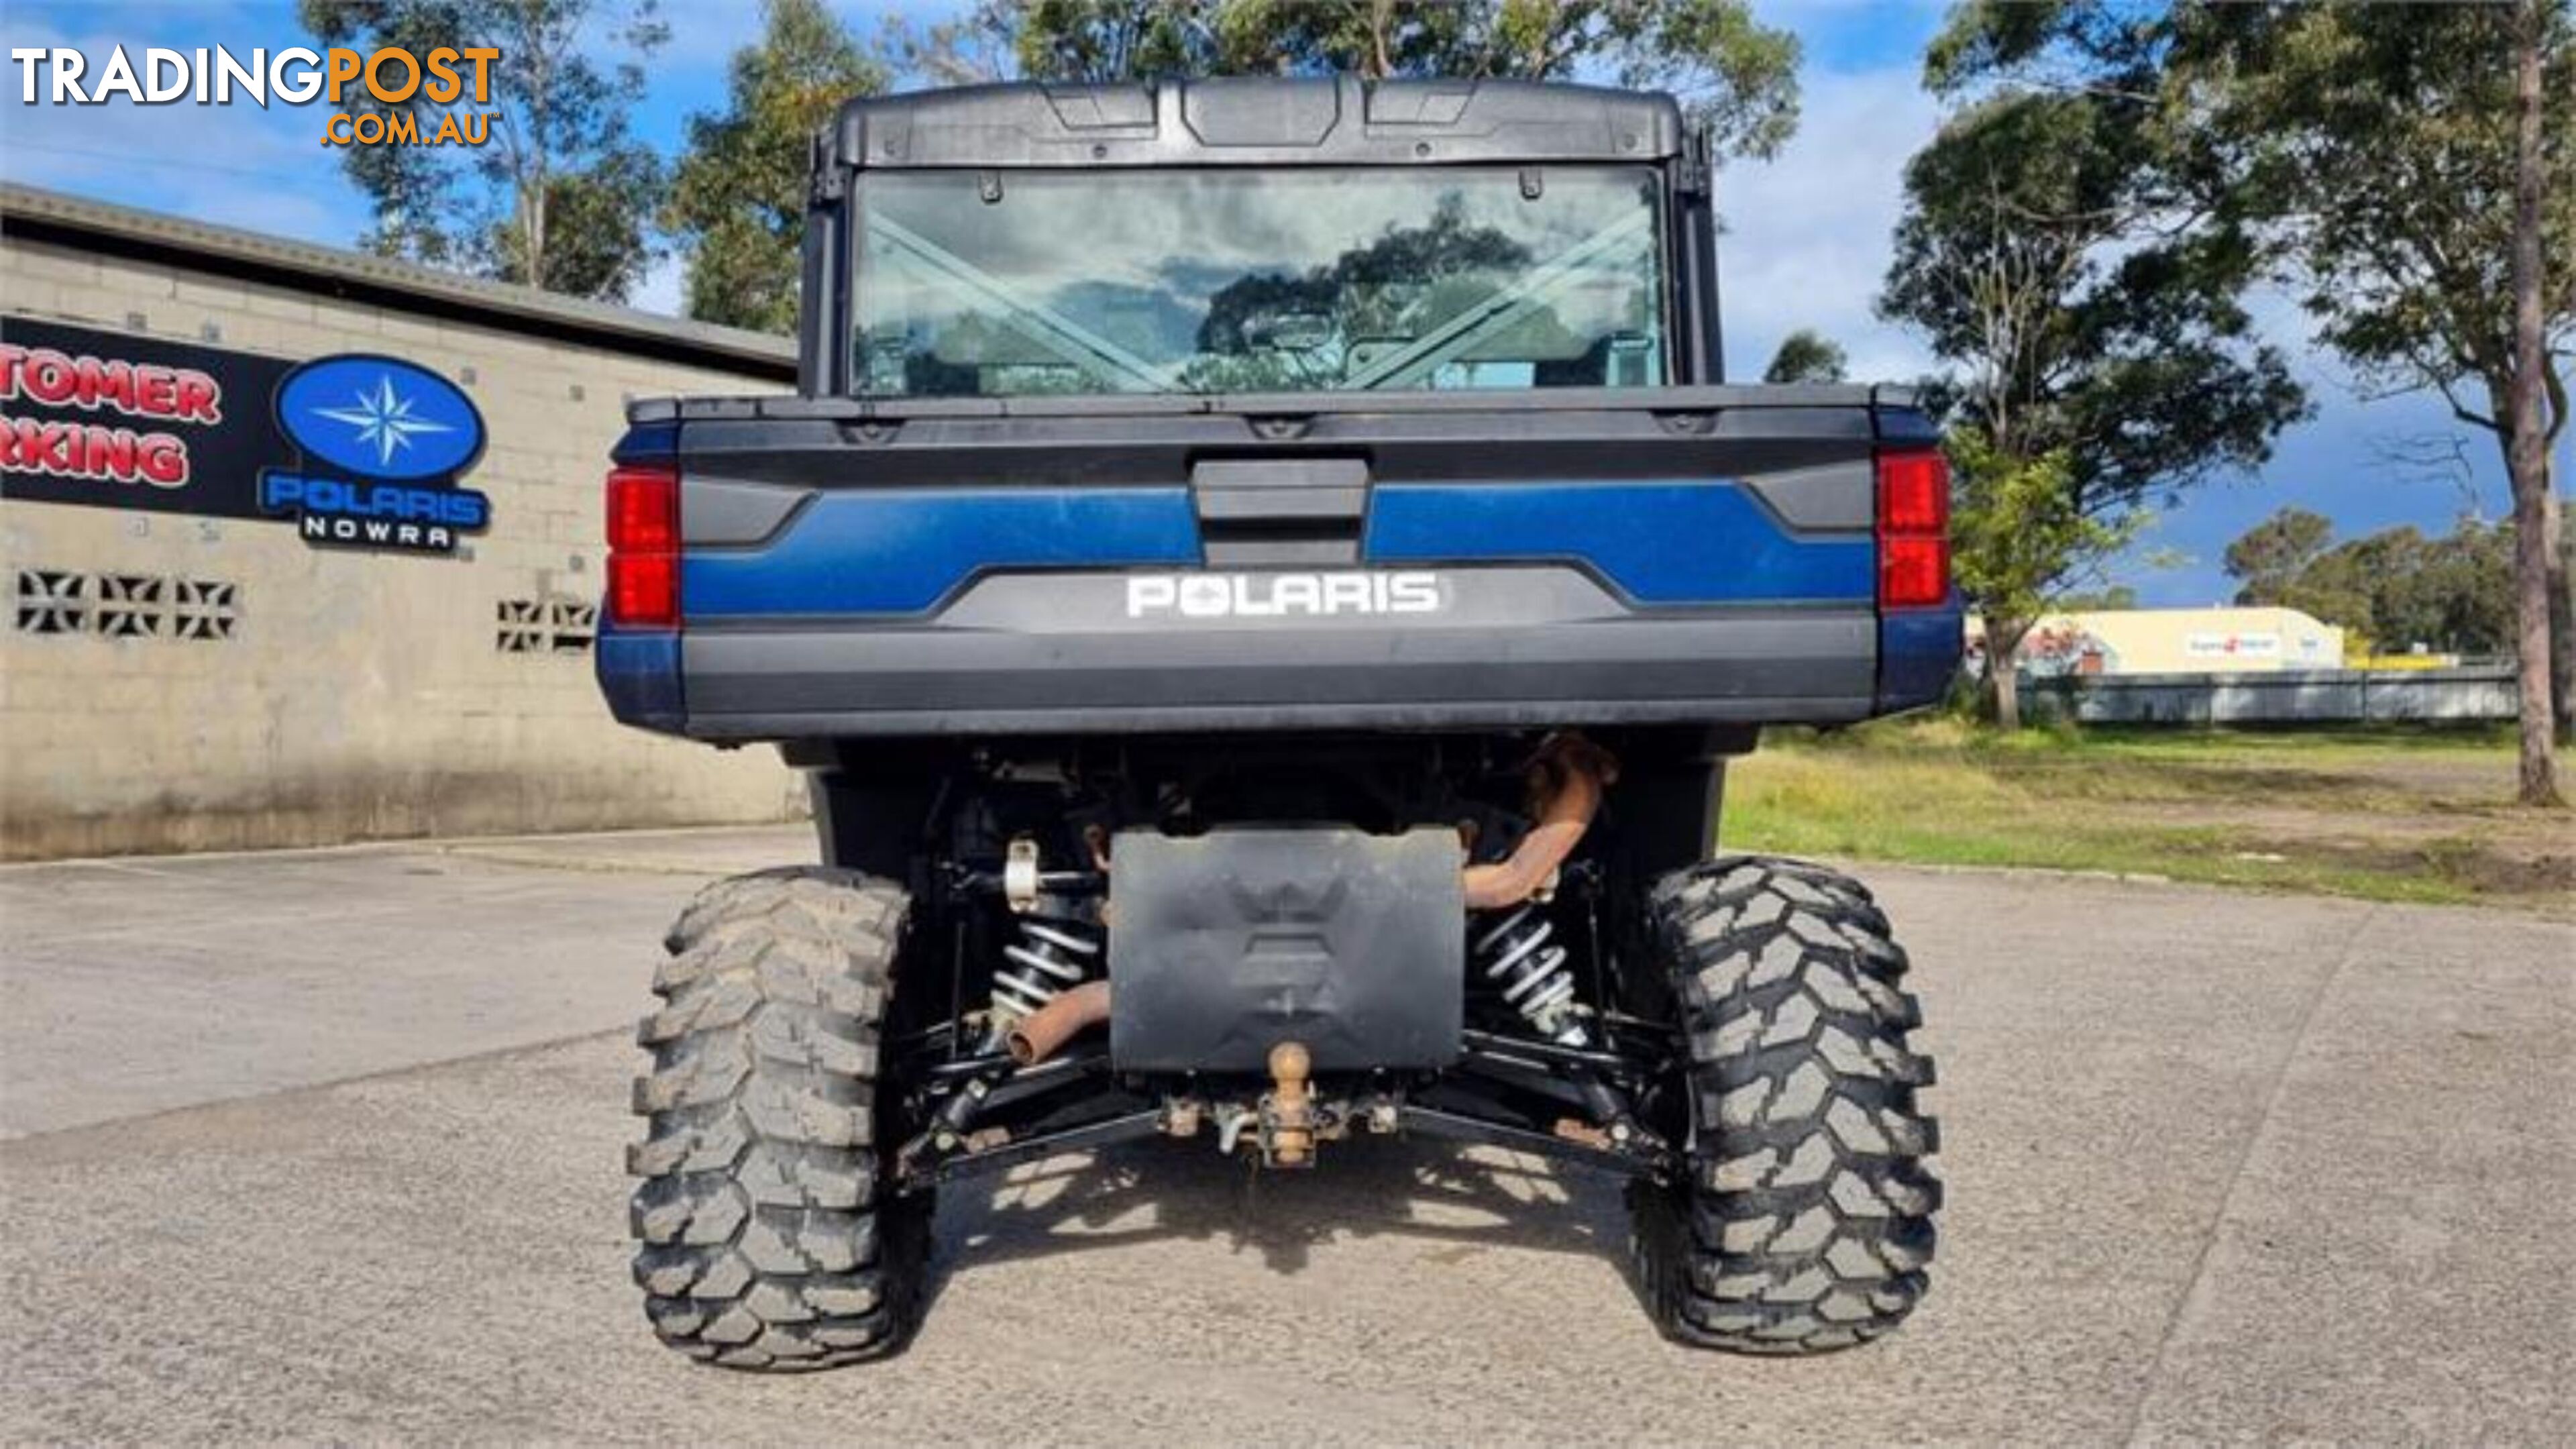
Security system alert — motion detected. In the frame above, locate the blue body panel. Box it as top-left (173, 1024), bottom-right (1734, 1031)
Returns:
top-left (1363, 480), bottom-right (1872, 606)
top-left (616, 418), bottom-right (681, 463)
top-left (1876, 598), bottom-right (1966, 713)
top-left (683, 487), bottom-right (1201, 617)
top-left (680, 477), bottom-right (1868, 621)
top-left (595, 627), bottom-right (685, 730)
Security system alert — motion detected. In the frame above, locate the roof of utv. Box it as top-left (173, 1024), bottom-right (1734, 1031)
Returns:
top-left (828, 77), bottom-right (1687, 171)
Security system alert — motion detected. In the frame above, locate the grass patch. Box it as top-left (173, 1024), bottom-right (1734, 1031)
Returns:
top-left (1725, 718), bottom-right (2566, 910)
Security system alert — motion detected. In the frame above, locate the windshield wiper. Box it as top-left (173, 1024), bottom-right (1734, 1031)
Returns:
top-left (1342, 208), bottom-right (1654, 391)
top-left (868, 213), bottom-right (1182, 394)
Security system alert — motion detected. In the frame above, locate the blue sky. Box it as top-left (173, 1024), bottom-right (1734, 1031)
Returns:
top-left (1, 0), bottom-right (2541, 606)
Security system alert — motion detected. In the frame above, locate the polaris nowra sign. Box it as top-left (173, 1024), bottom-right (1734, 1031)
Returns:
top-left (260, 354), bottom-right (490, 555)
top-left (1, 323), bottom-right (493, 559)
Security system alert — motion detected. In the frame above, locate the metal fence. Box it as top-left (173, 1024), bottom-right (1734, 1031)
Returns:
top-left (2023, 664), bottom-right (2520, 725)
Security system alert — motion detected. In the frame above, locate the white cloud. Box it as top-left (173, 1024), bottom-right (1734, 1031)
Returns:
top-left (1714, 62), bottom-right (1939, 384)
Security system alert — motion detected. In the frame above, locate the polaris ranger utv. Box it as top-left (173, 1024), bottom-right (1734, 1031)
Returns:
top-left (599, 77), bottom-right (1957, 1371)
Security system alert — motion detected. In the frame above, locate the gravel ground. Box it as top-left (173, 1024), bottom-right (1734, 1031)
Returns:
top-left (2, 828), bottom-right (2569, 1444)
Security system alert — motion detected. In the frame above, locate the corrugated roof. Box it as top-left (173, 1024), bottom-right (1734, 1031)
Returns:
top-left (0, 181), bottom-right (798, 381)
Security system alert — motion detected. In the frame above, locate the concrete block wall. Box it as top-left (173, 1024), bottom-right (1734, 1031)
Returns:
top-left (1, 233), bottom-right (806, 859)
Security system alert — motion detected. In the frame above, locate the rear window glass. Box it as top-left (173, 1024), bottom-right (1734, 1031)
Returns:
top-left (850, 166), bottom-right (1669, 397)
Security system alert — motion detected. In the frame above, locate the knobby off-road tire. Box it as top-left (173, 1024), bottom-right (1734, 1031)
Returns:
top-left (627, 867), bottom-right (929, 1371)
top-left (1631, 856), bottom-right (1940, 1353)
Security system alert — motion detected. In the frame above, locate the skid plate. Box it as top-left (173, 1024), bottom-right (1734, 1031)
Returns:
top-left (1108, 826), bottom-right (1465, 1073)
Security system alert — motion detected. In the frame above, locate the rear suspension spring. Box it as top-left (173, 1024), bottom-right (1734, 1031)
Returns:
top-left (991, 916), bottom-right (1102, 1026)
top-left (1474, 904), bottom-right (1587, 1044)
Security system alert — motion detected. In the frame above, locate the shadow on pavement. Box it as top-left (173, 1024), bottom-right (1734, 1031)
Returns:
top-left (923, 1132), bottom-right (1642, 1309)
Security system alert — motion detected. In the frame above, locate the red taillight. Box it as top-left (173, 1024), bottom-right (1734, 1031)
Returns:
top-left (606, 465), bottom-right (679, 552)
top-left (1877, 451), bottom-right (1948, 535)
top-left (1876, 447), bottom-right (1951, 609)
top-left (608, 553), bottom-right (679, 628)
top-left (1880, 535), bottom-right (1949, 608)
top-left (604, 463), bottom-right (680, 627)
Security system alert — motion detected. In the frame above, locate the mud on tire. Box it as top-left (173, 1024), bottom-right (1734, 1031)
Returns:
top-left (1630, 855), bottom-right (1940, 1353)
top-left (628, 867), bottom-right (928, 1371)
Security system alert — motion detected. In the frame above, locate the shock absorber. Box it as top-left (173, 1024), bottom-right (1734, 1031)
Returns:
top-left (989, 916), bottom-right (1101, 1033)
top-left (1474, 904), bottom-right (1587, 1045)
top-left (918, 911), bottom-right (1105, 1171)
top-left (904, 840), bottom-right (1109, 1182)
top-left (1474, 902), bottom-right (1644, 1141)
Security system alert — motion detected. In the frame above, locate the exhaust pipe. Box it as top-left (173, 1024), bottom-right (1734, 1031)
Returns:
top-left (1006, 979), bottom-right (1111, 1066)
top-left (1462, 734), bottom-right (1617, 910)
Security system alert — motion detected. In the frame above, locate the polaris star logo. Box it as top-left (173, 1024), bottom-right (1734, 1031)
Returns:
top-left (1126, 571), bottom-right (1444, 619)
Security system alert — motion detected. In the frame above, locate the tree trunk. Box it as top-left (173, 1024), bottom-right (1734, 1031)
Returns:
top-left (2546, 366), bottom-right (2571, 745)
top-left (1992, 661), bottom-right (2023, 732)
top-left (2505, 0), bottom-right (2563, 805)
top-left (1366, 0), bottom-right (1396, 78)
top-left (1982, 619), bottom-right (2027, 730)
top-left (2550, 486), bottom-right (2572, 746)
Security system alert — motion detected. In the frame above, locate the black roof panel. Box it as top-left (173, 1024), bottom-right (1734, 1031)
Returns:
top-left (833, 77), bottom-right (1685, 170)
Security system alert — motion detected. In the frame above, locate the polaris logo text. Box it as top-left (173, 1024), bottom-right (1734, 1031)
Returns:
top-left (1126, 572), bottom-right (1444, 619)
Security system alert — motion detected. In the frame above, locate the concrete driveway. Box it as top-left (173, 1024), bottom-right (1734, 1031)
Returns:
top-left (2, 828), bottom-right (2569, 1444)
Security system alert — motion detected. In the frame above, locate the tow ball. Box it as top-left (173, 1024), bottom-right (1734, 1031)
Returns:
top-left (1262, 1041), bottom-right (1316, 1167)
